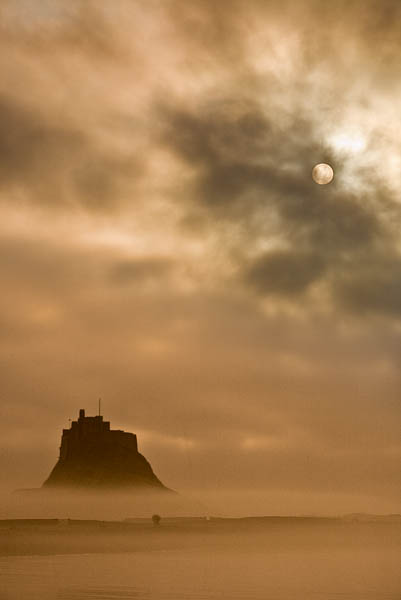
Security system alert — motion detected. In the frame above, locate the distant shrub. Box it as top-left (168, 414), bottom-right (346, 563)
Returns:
top-left (151, 514), bottom-right (161, 526)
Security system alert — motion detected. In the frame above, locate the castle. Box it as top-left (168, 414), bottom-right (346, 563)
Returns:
top-left (58, 409), bottom-right (138, 460)
top-left (43, 409), bottom-right (168, 490)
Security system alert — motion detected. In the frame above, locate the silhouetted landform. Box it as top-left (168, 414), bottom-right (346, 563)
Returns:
top-left (42, 409), bottom-right (170, 490)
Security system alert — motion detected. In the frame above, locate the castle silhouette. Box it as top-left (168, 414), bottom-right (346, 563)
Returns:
top-left (43, 409), bottom-right (168, 490)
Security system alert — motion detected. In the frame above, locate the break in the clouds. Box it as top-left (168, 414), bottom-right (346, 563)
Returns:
top-left (0, 0), bottom-right (400, 515)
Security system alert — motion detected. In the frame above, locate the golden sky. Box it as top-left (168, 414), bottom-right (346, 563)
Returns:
top-left (0, 0), bottom-right (400, 515)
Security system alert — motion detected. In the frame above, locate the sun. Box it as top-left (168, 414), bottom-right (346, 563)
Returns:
top-left (312, 163), bottom-right (334, 185)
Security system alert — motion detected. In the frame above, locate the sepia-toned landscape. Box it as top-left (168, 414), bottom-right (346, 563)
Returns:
top-left (0, 1), bottom-right (400, 598)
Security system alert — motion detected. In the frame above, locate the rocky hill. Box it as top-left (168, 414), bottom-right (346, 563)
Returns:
top-left (42, 409), bottom-right (170, 490)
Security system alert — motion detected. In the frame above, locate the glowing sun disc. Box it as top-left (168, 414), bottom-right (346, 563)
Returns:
top-left (312, 163), bottom-right (334, 185)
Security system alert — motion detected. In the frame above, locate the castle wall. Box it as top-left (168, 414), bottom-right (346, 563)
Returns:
top-left (58, 410), bottom-right (138, 460)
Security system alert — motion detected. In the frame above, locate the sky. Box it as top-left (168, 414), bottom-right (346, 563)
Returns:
top-left (0, 0), bottom-right (400, 516)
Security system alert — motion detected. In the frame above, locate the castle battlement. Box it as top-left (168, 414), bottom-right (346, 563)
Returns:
top-left (59, 409), bottom-right (138, 461)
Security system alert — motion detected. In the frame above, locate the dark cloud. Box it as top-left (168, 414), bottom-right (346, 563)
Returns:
top-left (110, 258), bottom-right (175, 285)
top-left (0, 95), bottom-right (82, 188)
top-left (336, 254), bottom-right (401, 317)
top-left (161, 99), bottom-right (401, 314)
top-left (161, 102), bottom-right (340, 242)
top-left (0, 95), bottom-right (142, 210)
top-left (244, 250), bottom-right (326, 297)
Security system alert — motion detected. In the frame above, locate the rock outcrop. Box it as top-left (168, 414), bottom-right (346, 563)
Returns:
top-left (43, 409), bottom-right (169, 490)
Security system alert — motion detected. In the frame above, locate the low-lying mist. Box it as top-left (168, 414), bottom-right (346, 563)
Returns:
top-left (1, 485), bottom-right (399, 521)
top-left (0, 487), bottom-right (208, 521)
